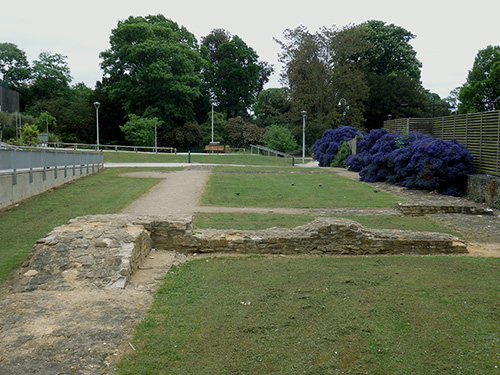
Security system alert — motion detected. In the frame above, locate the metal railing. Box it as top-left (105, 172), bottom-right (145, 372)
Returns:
top-left (250, 144), bottom-right (295, 165)
top-left (46, 142), bottom-right (177, 154)
top-left (0, 147), bottom-right (103, 172)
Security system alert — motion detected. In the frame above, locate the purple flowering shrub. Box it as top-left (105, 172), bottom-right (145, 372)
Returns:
top-left (398, 138), bottom-right (475, 195)
top-left (313, 126), bottom-right (359, 167)
top-left (345, 128), bottom-right (387, 172)
top-left (347, 130), bottom-right (475, 196)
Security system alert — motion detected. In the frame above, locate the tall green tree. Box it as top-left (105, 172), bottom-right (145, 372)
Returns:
top-left (253, 87), bottom-right (292, 128)
top-left (458, 45), bottom-right (500, 113)
top-left (100, 15), bottom-right (205, 132)
top-left (276, 25), bottom-right (369, 143)
top-left (357, 20), bottom-right (422, 80)
top-left (31, 51), bottom-right (72, 100)
top-left (202, 29), bottom-right (273, 119)
top-left (0, 42), bottom-right (31, 88)
top-left (33, 83), bottom-right (95, 143)
top-left (354, 20), bottom-right (429, 128)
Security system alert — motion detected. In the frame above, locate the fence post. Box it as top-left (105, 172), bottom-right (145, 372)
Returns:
top-left (497, 111), bottom-right (500, 174)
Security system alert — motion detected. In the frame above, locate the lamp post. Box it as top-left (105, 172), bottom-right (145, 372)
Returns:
top-left (153, 117), bottom-right (158, 153)
top-left (301, 110), bottom-right (307, 164)
top-left (338, 98), bottom-right (348, 126)
top-left (211, 102), bottom-right (214, 143)
top-left (93, 101), bottom-right (100, 150)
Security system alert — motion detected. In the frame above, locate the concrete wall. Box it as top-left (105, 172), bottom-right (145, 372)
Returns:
top-left (0, 164), bottom-right (102, 209)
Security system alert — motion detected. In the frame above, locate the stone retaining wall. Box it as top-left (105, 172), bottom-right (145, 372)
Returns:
top-left (466, 174), bottom-right (500, 209)
top-left (16, 214), bottom-right (467, 292)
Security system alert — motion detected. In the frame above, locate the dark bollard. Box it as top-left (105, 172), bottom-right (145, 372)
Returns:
top-left (188, 150), bottom-right (191, 163)
top-left (292, 156), bottom-right (295, 166)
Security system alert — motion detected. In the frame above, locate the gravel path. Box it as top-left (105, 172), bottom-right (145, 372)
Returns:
top-left (121, 165), bottom-right (211, 216)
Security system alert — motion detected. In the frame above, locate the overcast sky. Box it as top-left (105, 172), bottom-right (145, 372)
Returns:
top-left (2, 0), bottom-right (499, 99)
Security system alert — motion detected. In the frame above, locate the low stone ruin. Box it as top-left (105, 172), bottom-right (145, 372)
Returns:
top-left (15, 214), bottom-right (467, 292)
top-left (396, 201), bottom-right (494, 216)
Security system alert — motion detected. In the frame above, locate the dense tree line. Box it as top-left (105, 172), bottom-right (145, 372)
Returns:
top-left (1, 15), bottom-right (496, 152)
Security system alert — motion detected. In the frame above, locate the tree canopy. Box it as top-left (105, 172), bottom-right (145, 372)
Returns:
top-left (276, 24), bottom-right (369, 143)
top-left (31, 51), bottom-right (72, 99)
top-left (357, 20), bottom-right (422, 80)
top-left (276, 20), bottom-right (437, 132)
top-left (458, 45), bottom-right (500, 113)
top-left (0, 42), bottom-right (31, 88)
top-left (202, 29), bottom-right (273, 119)
top-left (100, 15), bottom-right (205, 130)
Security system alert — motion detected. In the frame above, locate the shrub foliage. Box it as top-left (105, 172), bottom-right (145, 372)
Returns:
top-left (317, 127), bottom-right (475, 196)
top-left (313, 126), bottom-right (359, 167)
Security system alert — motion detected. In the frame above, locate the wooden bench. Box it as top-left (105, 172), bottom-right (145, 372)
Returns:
top-left (204, 145), bottom-right (230, 153)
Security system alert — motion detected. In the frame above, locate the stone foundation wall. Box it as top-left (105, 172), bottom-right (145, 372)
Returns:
top-left (16, 215), bottom-right (152, 292)
top-left (154, 217), bottom-right (466, 256)
top-left (395, 201), bottom-right (494, 216)
top-left (466, 174), bottom-right (500, 209)
top-left (16, 214), bottom-right (467, 292)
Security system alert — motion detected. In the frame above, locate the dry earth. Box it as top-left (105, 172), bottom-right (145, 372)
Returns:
top-left (1, 164), bottom-right (500, 374)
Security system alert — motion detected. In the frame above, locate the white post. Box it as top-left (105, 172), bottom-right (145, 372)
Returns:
top-left (94, 102), bottom-right (100, 150)
top-left (211, 102), bottom-right (214, 143)
top-left (301, 110), bottom-right (307, 164)
top-left (155, 124), bottom-right (157, 153)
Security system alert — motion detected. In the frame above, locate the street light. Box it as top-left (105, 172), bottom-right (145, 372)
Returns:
top-left (211, 101), bottom-right (214, 143)
top-left (301, 110), bottom-right (307, 164)
top-left (153, 117), bottom-right (158, 153)
top-left (93, 101), bottom-right (100, 150)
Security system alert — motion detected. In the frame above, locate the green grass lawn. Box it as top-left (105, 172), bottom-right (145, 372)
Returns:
top-left (104, 150), bottom-right (295, 166)
top-left (2, 161), bottom-right (496, 374)
top-left (193, 212), bottom-right (315, 230)
top-left (117, 256), bottom-right (500, 374)
top-left (193, 213), bottom-right (459, 236)
top-left (0, 167), bottom-right (166, 283)
top-left (201, 169), bottom-right (402, 208)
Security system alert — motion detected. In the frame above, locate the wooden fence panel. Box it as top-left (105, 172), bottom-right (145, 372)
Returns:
top-left (384, 110), bottom-right (500, 176)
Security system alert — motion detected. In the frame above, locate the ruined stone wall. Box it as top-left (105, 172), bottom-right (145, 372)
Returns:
top-left (466, 174), bottom-right (500, 209)
top-left (396, 201), bottom-right (494, 216)
top-left (16, 214), bottom-right (467, 292)
top-left (153, 217), bottom-right (466, 256)
top-left (16, 215), bottom-right (152, 292)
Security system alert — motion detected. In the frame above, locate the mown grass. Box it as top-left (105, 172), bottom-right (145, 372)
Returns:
top-left (193, 213), bottom-right (458, 236)
top-left (104, 150), bottom-right (295, 166)
top-left (117, 256), bottom-right (500, 374)
top-left (201, 169), bottom-right (402, 208)
top-left (0, 168), bottom-right (166, 283)
top-left (193, 212), bottom-right (315, 230)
